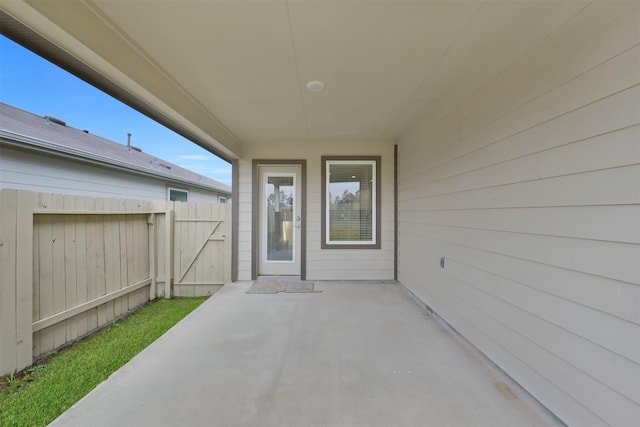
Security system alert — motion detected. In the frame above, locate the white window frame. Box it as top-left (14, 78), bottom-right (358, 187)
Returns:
top-left (168, 187), bottom-right (188, 202)
top-left (322, 157), bottom-right (380, 249)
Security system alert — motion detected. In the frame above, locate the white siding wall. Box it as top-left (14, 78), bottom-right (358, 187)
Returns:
top-left (237, 141), bottom-right (394, 281)
top-left (397, 5), bottom-right (639, 427)
top-left (0, 147), bottom-right (223, 202)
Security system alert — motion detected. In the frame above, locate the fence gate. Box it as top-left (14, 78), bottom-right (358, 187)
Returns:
top-left (172, 202), bottom-right (230, 297)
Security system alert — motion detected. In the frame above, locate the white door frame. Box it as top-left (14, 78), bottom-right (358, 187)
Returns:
top-left (258, 167), bottom-right (300, 275)
top-left (251, 160), bottom-right (306, 280)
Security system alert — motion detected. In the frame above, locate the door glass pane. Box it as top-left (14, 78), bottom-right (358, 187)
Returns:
top-left (266, 175), bottom-right (294, 261)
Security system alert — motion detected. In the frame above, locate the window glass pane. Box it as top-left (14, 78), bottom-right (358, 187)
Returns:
top-left (169, 189), bottom-right (188, 202)
top-left (266, 175), bottom-right (294, 260)
top-left (328, 161), bottom-right (374, 243)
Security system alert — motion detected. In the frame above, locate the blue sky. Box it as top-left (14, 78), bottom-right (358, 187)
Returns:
top-left (0, 36), bottom-right (232, 185)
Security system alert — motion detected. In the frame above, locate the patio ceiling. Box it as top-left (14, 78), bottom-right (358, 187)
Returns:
top-left (0, 1), bottom-right (596, 160)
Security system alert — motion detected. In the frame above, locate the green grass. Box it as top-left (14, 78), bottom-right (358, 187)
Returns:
top-left (0, 297), bottom-right (207, 427)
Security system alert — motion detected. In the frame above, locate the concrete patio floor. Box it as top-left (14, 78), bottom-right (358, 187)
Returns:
top-left (51, 281), bottom-right (561, 427)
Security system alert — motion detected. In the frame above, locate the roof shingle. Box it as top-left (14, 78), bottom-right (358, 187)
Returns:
top-left (0, 102), bottom-right (231, 194)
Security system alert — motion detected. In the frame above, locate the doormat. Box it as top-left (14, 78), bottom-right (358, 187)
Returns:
top-left (246, 277), bottom-right (321, 294)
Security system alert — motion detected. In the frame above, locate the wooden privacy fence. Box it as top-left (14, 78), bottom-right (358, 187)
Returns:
top-left (0, 189), bottom-right (231, 376)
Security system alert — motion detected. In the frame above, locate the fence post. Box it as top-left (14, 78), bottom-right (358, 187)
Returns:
top-left (148, 213), bottom-right (156, 300)
top-left (164, 202), bottom-right (173, 299)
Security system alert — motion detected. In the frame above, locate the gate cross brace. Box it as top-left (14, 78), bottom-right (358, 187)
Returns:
top-left (178, 221), bottom-right (222, 283)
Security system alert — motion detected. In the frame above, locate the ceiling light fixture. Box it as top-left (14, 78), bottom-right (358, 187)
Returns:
top-left (306, 80), bottom-right (324, 92)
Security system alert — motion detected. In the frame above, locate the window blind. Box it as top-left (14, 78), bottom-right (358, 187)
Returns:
top-left (328, 161), bottom-right (374, 243)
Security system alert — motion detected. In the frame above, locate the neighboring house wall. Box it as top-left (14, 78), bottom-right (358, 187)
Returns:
top-left (0, 145), bottom-right (224, 202)
top-left (237, 141), bottom-right (394, 281)
top-left (397, 7), bottom-right (639, 427)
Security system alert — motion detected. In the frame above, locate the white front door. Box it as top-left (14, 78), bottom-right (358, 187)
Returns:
top-left (258, 165), bottom-right (302, 276)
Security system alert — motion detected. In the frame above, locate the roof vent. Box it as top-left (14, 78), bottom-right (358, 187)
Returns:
top-left (158, 162), bottom-right (172, 170)
top-left (126, 133), bottom-right (142, 152)
top-left (44, 115), bottom-right (66, 126)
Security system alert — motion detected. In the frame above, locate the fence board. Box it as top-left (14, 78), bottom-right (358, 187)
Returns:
top-left (188, 202), bottom-right (198, 296)
top-left (195, 203), bottom-right (209, 292)
top-left (37, 192), bottom-right (54, 354)
top-left (103, 198), bottom-right (118, 323)
top-left (138, 203), bottom-right (149, 302)
top-left (93, 198), bottom-right (106, 327)
top-left (132, 211), bottom-right (143, 306)
top-left (181, 202), bottom-right (193, 296)
top-left (15, 190), bottom-right (35, 370)
top-left (118, 199), bottom-right (128, 314)
top-left (74, 197), bottom-right (89, 337)
top-left (85, 197), bottom-right (98, 333)
top-left (223, 203), bottom-right (232, 282)
top-left (175, 202), bottom-right (189, 295)
top-left (0, 190), bottom-right (18, 373)
top-left (125, 200), bottom-right (135, 310)
top-left (51, 194), bottom-right (66, 348)
top-left (63, 195), bottom-right (78, 342)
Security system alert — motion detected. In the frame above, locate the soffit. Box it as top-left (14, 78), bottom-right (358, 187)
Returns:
top-left (4, 0), bottom-right (619, 154)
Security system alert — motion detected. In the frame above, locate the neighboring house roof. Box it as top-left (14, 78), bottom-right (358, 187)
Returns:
top-left (0, 102), bottom-right (231, 195)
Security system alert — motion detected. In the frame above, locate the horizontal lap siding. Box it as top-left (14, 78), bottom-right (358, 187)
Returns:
top-left (236, 167), bottom-right (252, 280)
top-left (237, 142), bottom-right (394, 281)
top-left (0, 148), bottom-right (163, 199)
top-left (398, 4), bottom-right (639, 427)
top-left (0, 147), bottom-right (224, 202)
